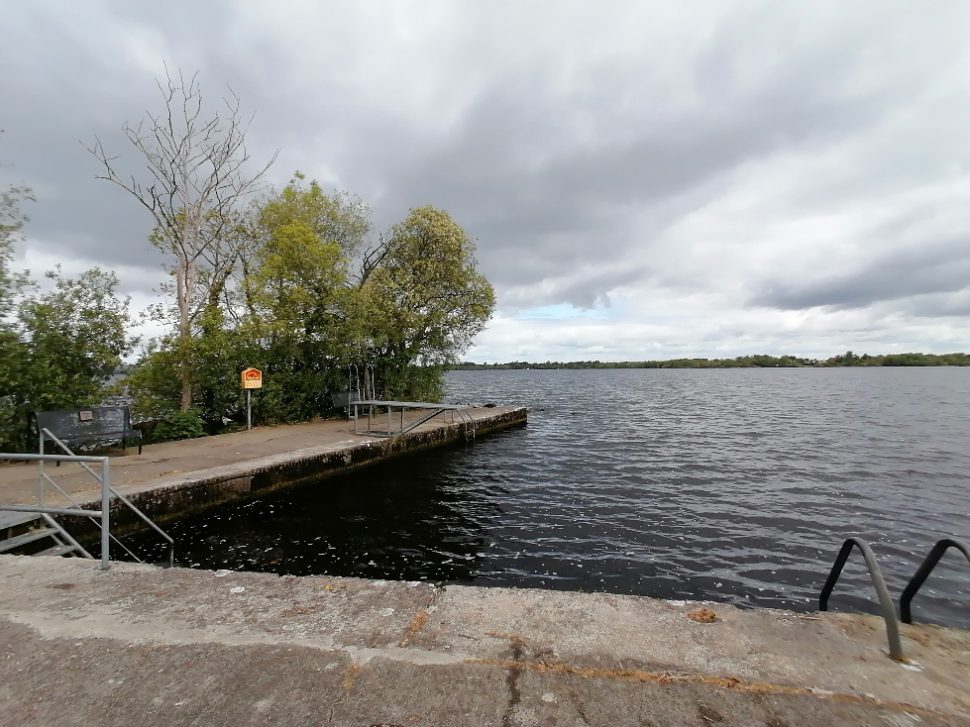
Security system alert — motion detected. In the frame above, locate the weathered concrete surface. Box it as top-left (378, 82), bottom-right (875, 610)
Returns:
top-left (0, 406), bottom-right (526, 523)
top-left (1, 555), bottom-right (967, 726)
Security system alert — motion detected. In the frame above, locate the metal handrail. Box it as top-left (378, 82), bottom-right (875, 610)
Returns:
top-left (2, 451), bottom-right (111, 570)
top-left (351, 401), bottom-right (477, 440)
top-left (40, 428), bottom-right (175, 567)
top-left (456, 407), bottom-right (476, 440)
top-left (108, 486), bottom-right (174, 567)
top-left (819, 537), bottom-right (904, 661)
top-left (1, 504), bottom-right (103, 518)
top-left (39, 471), bottom-right (150, 566)
top-left (9, 452), bottom-right (106, 463)
top-left (900, 538), bottom-right (970, 625)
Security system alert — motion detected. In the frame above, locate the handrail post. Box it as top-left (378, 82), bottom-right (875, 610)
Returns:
top-left (100, 457), bottom-right (110, 571)
top-left (819, 537), bottom-right (903, 661)
top-left (900, 539), bottom-right (970, 624)
top-left (37, 428), bottom-right (45, 507)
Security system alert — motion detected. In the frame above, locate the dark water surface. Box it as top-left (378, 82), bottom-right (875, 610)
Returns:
top-left (126, 368), bottom-right (970, 628)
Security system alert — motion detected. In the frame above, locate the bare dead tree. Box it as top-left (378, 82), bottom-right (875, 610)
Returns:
top-left (88, 66), bottom-right (277, 411)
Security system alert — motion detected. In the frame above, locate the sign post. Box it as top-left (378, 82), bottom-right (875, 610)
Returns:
top-left (240, 367), bottom-right (263, 430)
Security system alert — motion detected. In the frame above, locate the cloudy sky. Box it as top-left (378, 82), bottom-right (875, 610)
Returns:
top-left (2, 1), bottom-right (969, 362)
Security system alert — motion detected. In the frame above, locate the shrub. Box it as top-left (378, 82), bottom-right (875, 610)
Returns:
top-left (152, 409), bottom-right (205, 442)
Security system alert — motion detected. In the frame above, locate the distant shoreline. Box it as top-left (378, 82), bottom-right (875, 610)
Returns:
top-left (451, 352), bottom-right (970, 370)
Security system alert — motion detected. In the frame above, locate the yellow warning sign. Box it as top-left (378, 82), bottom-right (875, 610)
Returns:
top-left (240, 367), bottom-right (263, 389)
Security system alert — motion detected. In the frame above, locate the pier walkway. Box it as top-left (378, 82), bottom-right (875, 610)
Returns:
top-left (0, 406), bottom-right (526, 516)
top-left (1, 555), bottom-right (967, 726)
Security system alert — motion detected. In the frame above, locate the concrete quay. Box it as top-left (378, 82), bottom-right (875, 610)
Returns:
top-left (1, 555), bottom-right (968, 726)
top-left (0, 406), bottom-right (526, 523)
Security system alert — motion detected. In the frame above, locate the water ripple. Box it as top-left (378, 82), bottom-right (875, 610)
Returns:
top-left (124, 368), bottom-right (970, 628)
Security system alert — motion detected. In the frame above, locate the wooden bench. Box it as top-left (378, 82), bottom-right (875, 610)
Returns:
top-left (32, 407), bottom-right (143, 457)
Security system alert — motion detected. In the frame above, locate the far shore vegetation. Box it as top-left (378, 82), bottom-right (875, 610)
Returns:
top-left (452, 351), bottom-right (970, 370)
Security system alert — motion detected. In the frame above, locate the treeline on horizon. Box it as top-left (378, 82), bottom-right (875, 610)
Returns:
top-left (452, 351), bottom-right (970, 370)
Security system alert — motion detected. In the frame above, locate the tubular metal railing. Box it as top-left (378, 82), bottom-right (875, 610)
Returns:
top-left (352, 401), bottom-right (477, 440)
top-left (1, 430), bottom-right (174, 569)
top-left (900, 538), bottom-right (970, 625)
top-left (39, 428), bottom-right (174, 567)
top-left (1, 452), bottom-right (112, 570)
top-left (819, 537), bottom-right (904, 661)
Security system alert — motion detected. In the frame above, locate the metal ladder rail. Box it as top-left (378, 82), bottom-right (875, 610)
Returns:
top-left (900, 538), bottom-right (970, 625)
top-left (396, 407), bottom-right (448, 436)
top-left (455, 407), bottom-right (476, 441)
top-left (1, 492), bottom-right (109, 570)
top-left (819, 537), bottom-right (903, 661)
top-left (390, 407), bottom-right (453, 437)
top-left (41, 428), bottom-right (175, 567)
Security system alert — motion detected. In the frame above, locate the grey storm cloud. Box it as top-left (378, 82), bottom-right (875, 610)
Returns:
top-left (752, 238), bottom-right (970, 311)
top-left (2, 0), bottom-right (969, 358)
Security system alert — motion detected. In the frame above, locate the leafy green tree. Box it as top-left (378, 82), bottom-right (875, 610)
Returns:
top-left (0, 176), bottom-right (31, 448)
top-left (122, 191), bottom-right (497, 428)
top-left (363, 206), bottom-right (495, 400)
top-left (125, 175), bottom-right (370, 426)
top-left (1, 268), bottom-right (134, 450)
top-left (256, 172), bottom-right (369, 258)
top-left (243, 220), bottom-right (354, 421)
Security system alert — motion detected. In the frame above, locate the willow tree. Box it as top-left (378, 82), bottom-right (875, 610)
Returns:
top-left (89, 67), bottom-right (275, 410)
top-left (363, 206), bottom-right (495, 400)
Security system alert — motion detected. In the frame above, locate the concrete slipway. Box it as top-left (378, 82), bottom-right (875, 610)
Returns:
top-left (1, 406), bottom-right (969, 725)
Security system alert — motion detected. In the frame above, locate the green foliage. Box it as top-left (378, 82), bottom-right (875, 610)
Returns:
top-left (0, 267), bottom-right (134, 450)
top-left (125, 192), bottom-right (496, 423)
top-left (152, 409), bottom-right (206, 442)
top-left (364, 205), bottom-right (495, 400)
top-left (823, 351), bottom-right (970, 367)
top-left (242, 182), bottom-right (360, 422)
top-left (258, 172), bottom-right (370, 256)
top-left (115, 341), bottom-right (182, 420)
top-left (452, 352), bottom-right (970, 370)
top-left (124, 174), bottom-right (376, 426)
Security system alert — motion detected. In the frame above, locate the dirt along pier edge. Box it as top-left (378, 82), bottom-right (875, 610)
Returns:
top-left (0, 405), bottom-right (527, 528)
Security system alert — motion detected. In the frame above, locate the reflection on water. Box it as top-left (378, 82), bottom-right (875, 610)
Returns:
top-left (125, 368), bottom-right (970, 628)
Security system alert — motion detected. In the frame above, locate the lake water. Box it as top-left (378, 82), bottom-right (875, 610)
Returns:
top-left (126, 368), bottom-right (970, 628)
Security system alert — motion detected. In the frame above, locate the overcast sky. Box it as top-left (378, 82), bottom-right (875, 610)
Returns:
top-left (2, 1), bottom-right (969, 361)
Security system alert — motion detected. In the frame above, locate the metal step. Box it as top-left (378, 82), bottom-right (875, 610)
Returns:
top-left (0, 510), bottom-right (43, 530)
top-left (0, 527), bottom-right (60, 553)
top-left (36, 544), bottom-right (80, 557)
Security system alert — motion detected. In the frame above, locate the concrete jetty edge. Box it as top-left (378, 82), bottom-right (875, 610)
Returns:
top-left (1, 555), bottom-right (967, 726)
top-left (114, 405), bottom-right (528, 527)
top-left (0, 406), bottom-right (527, 529)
